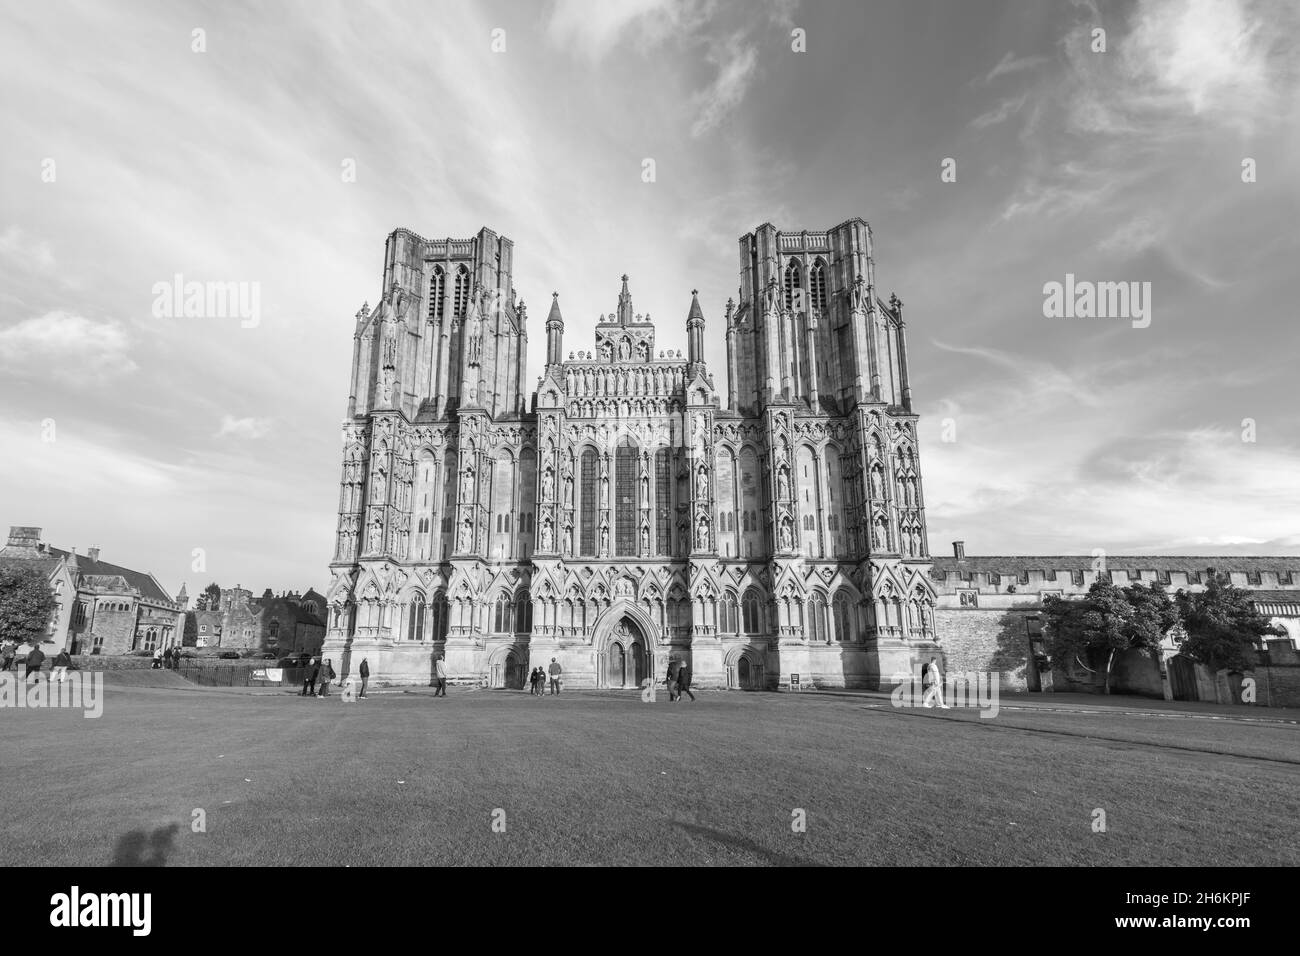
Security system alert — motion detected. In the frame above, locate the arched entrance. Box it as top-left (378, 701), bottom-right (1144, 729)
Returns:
top-left (608, 642), bottom-right (626, 687)
top-left (505, 651), bottom-right (524, 690)
top-left (596, 613), bottom-right (652, 689)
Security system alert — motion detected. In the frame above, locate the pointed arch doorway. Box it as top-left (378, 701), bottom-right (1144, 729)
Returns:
top-left (604, 617), bottom-right (649, 689)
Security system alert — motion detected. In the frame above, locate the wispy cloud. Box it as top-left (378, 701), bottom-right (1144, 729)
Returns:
top-left (216, 415), bottom-right (273, 440)
top-left (691, 33), bottom-right (759, 137)
top-left (0, 311), bottom-right (137, 381)
top-left (984, 51), bottom-right (1049, 83)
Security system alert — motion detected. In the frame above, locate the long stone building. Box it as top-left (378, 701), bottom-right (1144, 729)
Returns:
top-left (322, 221), bottom-right (940, 688)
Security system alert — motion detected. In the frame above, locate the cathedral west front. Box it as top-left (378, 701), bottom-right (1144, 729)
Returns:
top-left (321, 219), bottom-right (941, 689)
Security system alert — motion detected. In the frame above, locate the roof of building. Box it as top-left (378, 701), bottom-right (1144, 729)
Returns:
top-left (931, 555), bottom-right (1299, 576)
top-left (45, 547), bottom-right (176, 604)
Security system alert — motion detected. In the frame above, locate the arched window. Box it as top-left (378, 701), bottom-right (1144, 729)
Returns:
top-left (408, 594), bottom-right (425, 641)
top-left (428, 266), bottom-right (445, 320)
top-left (834, 592), bottom-right (853, 642)
top-left (516, 592), bottom-right (532, 633)
top-left (809, 259), bottom-right (827, 311)
top-left (453, 264), bottom-right (471, 318)
top-left (430, 592), bottom-right (448, 641)
top-left (783, 260), bottom-right (803, 311)
top-left (720, 593), bottom-right (738, 633)
top-left (742, 589), bottom-right (761, 634)
top-left (615, 439), bottom-right (638, 556)
top-left (493, 593), bottom-right (513, 634)
top-left (809, 593), bottom-right (828, 643)
top-left (580, 448), bottom-right (597, 555)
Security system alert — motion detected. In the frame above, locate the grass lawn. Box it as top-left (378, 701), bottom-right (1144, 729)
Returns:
top-left (1, 678), bottom-right (1297, 866)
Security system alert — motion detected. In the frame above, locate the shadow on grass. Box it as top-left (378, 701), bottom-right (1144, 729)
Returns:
top-left (674, 821), bottom-right (816, 866)
top-left (112, 823), bottom-right (179, 866)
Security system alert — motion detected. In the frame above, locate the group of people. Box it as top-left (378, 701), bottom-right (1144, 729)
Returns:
top-left (152, 646), bottom-right (184, 669)
top-left (1, 642), bottom-right (75, 683)
top-left (299, 656), bottom-right (337, 697)
top-left (666, 659), bottom-right (695, 701)
top-left (529, 658), bottom-right (563, 695)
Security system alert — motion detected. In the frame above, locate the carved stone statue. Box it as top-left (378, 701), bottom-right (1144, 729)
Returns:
top-left (695, 518), bottom-right (709, 551)
top-left (459, 519), bottom-right (473, 552)
top-left (541, 522), bottom-right (554, 552)
top-left (618, 338), bottom-right (631, 360)
top-left (564, 473), bottom-right (573, 506)
top-left (461, 468), bottom-right (474, 499)
top-left (600, 523), bottom-right (610, 554)
top-left (696, 466), bottom-right (709, 500)
top-left (542, 469), bottom-right (554, 501)
top-left (777, 467), bottom-right (790, 500)
top-left (368, 519), bottom-right (383, 553)
top-left (779, 519), bottom-right (794, 551)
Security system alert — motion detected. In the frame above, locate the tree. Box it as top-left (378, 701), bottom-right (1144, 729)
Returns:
top-left (1043, 580), bottom-right (1177, 694)
top-left (0, 565), bottom-right (59, 647)
top-left (197, 582), bottom-right (222, 612)
top-left (1176, 573), bottom-right (1284, 673)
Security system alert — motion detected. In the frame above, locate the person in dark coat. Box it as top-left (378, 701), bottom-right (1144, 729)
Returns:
top-left (1, 641), bottom-right (14, 671)
top-left (25, 645), bottom-right (45, 683)
top-left (358, 658), bottom-right (370, 699)
top-left (162, 647), bottom-right (173, 669)
top-left (52, 649), bottom-right (72, 683)
top-left (302, 656), bottom-right (319, 697)
top-left (531, 667), bottom-right (544, 696)
top-left (317, 658), bottom-right (336, 697)
top-left (666, 659), bottom-right (682, 702)
top-left (677, 662), bottom-right (695, 701)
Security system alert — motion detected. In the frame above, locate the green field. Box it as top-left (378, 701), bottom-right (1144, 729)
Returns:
top-left (2, 676), bottom-right (1296, 866)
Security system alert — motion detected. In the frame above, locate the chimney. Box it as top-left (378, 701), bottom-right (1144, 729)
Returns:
top-left (87, 546), bottom-right (101, 563)
top-left (953, 540), bottom-right (966, 561)
top-left (6, 526), bottom-right (42, 551)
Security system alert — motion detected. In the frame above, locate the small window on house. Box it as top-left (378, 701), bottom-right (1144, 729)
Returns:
top-left (1246, 570), bottom-right (1261, 586)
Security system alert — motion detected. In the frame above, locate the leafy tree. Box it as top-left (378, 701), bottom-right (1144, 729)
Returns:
top-left (1043, 580), bottom-right (1177, 694)
top-left (1176, 573), bottom-right (1284, 672)
top-left (0, 565), bottom-right (59, 646)
top-left (197, 582), bottom-right (222, 612)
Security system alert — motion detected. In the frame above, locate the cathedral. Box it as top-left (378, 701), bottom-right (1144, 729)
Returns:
top-left (321, 220), bottom-right (940, 689)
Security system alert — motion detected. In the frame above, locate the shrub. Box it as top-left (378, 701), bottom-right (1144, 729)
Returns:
top-left (218, 651), bottom-right (240, 660)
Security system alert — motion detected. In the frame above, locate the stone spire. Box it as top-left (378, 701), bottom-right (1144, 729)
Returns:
top-left (546, 291), bottom-right (564, 365)
top-left (617, 274), bottom-right (633, 325)
top-left (687, 289), bottom-right (705, 364)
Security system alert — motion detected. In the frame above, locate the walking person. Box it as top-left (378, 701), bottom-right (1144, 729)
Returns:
top-left (922, 657), bottom-right (950, 709)
top-left (677, 661), bottom-right (696, 701)
top-left (547, 657), bottom-right (562, 695)
top-left (666, 658), bottom-right (682, 702)
top-left (24, 645), bottom-right (45, 683)
top-left (1, 641), bottom-right (15, 671)
top-left (433, 654), bottom-right (447, 696)
top-left (317, 658), bottom-right (336, 697)
top-left (51, 649), bottom-right (72, 684)
top-left (162, 646), bottom-right (173, 670)
top-left (302, 656), bottom-right (319, 697)
top-left (358, 657), bottom-right (369, 699)
top-left (528, 667), bottom-right (540, 696)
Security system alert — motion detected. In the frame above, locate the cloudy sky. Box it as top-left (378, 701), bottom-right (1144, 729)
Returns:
top-left (2, 0), bottom-right (1298, 600)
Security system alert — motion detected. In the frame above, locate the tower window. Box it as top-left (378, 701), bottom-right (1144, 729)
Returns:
top-left (428, 267), bottom-right (445, 320)
top-left (809, 260), bottom-right (827, 311)
top-left (783, 260), bottom-right (803, 311)
top-left (454, 265), bottom-right (471, 318)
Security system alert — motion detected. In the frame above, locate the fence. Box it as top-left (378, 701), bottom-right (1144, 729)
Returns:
top-left (174, 662), bottom-right (311, 689)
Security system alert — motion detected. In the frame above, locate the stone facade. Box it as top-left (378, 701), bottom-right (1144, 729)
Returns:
top-left (322, 221), bottom-right (941, 689)
top-left (929, 541), bottom-right (1300, 697)
top-left (189, 586), bottom-right (327, 655)
top-left (0, 526), bottom-right (184, 655)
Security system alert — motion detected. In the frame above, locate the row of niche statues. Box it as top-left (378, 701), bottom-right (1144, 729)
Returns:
top-left (565, 363), bottom-right (686, 397)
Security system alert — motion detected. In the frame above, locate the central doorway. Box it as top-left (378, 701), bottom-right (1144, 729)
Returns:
top-left (606, 617), bottom-right (648, 688)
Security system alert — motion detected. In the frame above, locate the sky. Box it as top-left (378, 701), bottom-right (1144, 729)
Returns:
top-left (2, 0), bottom-right (1298, 601)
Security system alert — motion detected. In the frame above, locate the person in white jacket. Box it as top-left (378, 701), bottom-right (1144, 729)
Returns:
top-left (922, 657), bottom-right (950, 709)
